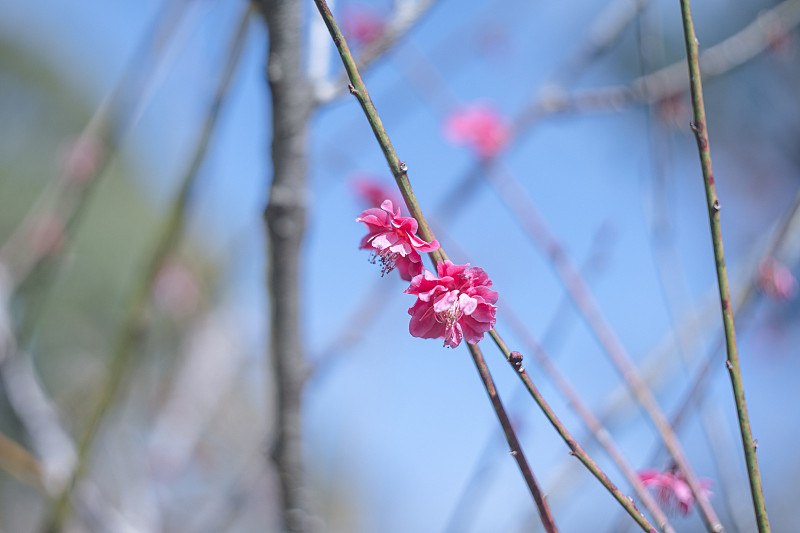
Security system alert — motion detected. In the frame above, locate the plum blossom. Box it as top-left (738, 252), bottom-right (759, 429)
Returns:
top-left (638, 469), bottom-right (713, 516)
top-left (758, 257), bottom-right (798, 301)
top-left (342, 7), bottom-right (385, 47)
top-left (356, 200), bottom-right (439, 281)
top-left (351, 174), bottom-right (401, 208)
top-left (406, 260), bottom-right (498, 348)
top-left (444, 103), bottom-right (510, 158)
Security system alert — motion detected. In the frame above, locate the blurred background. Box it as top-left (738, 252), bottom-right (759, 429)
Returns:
top-left (0, 0), bottom-right (799, 531)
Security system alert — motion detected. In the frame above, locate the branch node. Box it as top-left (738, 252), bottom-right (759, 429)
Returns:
top-left (399, 161), bottom-right (408, 173)
top-left (725, 360), bottom-right (733, 370)
top-left (509, 351), bottom-right (525, 373)
top-left (712, 199), bottom-right (721, 211)
top-left (752, 439), bottom-right (758, 450)
top-left (348, 83), bottom-right (357, 95)
top-left (509, 450), bottom-right (518, 456)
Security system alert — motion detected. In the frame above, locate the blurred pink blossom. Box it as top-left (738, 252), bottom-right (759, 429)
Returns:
top-left (406, 260), bottom-right (498, 348)
top-left (356, 200), bottom-right (439, 281)
top-left (444, 103), bottom-right (510, 158)
top-left (638, 469), bottom-right (713, 516)
top-left (153, 258), bottom-right (202, 319)
top-left (342, 6), bottom-right (385, 47)
top-left (351, 174), bottom-right (401, 208)
top-left (60, 135), bottom-right (103, 184)
top-left (758, 257), bottom-right (798, 301)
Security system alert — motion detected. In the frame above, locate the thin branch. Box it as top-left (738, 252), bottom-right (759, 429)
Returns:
top-left (467, 343), bottom-right (559, 533)
top-left (678, 2), bottom-right (770, 530)
top-left (500, 310), bottom-right (674, 533)
top-left (489, 332), bottom-right (657, 533)
top-left (37, 7), bottom-right (254, 531)
top-left (313, 0), bottom-right (441, 104)
top-left (311, 1), bottom-right (564, 528)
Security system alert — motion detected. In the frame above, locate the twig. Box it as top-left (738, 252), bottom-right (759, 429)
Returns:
top-left (489, 332), bottom-right (657, 533)
top-left (467, 343), bottom-right (559, 533)
top-left (37, 7), bottom-right (254, 532)
top-left (678, 1), bottom-right (769, 531)
top-left (313, 0), bottom-right (441, 104)
top-left (500, 310), bottom-right (674, 533)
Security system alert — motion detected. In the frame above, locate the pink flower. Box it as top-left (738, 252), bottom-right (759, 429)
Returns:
top-left (444, 103), bottom-right (510, 158)
top-left (405, 260), bottom-right (498, 348)
top-left (342, 7), bottom-right (385, 47)
top-left (758, 258), bottom-right (798, 301)
top-left (351, 174), bottom-right (401, 208)
top-left (638, 469), bottom-right (713, 516)
top-left (356, 200), bottom-right (440, 281)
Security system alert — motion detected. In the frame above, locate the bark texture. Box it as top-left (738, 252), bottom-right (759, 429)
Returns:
top-left (258, 1), bottom-right (315, 531)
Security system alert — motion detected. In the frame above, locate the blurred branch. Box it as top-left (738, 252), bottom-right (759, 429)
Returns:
top-left (0, 429), bottom-right (43, 491)
top-left (537, 0), bottom-right (800, 117)
top-left (313, 0), bottom-right (441, 104)
top-left (256, 0), bottom-right (319, 531)
top-left (678, 0), bottom-right (768, 531)
top-left (543, 192), bottom-right (800, 521)
top-left (485, 164), bottom-right (723, 531)
top-left (0, 0), bottom-right (193, 333)
top-left (38, 6), bottom-right (254, 532)
top-left (0, 0), bottom-right (192, 500)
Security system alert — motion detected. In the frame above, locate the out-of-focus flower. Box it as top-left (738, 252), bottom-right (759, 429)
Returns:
top-left (406, 260), bottom-right (498, 348)
top-left (356, 200), bottom-right (439, 281)
top-left (342, 6), bottom-right (385, 47)
top-left (153, 257), bottom-right (202, 319)
top-left (638, 468), bottom-right (713, 516)
top-left (444, 103), bottom-right (510, 159)
top-left (351, 174), bottom-right (401, 208)
top-left (60, 135), bottom-right (103, 184)
top-left (758, 257), bottom-right (798, 301)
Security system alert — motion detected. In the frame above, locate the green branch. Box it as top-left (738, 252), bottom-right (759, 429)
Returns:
top-left (678, 1), bottom-right (770, 532)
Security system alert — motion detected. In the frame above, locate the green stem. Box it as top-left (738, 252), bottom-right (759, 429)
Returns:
top-left (467, 343), bottom-right (559, 533)
top-left (37, 8), bottom-right (254, 531)
top-left (311, 0), bottom-right (445, 265)
top-left (677, 2), bottom-right (770, 532)
top-left (489, 332), bottom-right (658, 533)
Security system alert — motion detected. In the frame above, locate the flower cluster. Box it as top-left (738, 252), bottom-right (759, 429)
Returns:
top-left (638, 468), bottom-right (713, 516)
top-left (356, 200), bottom-right (498, 348)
